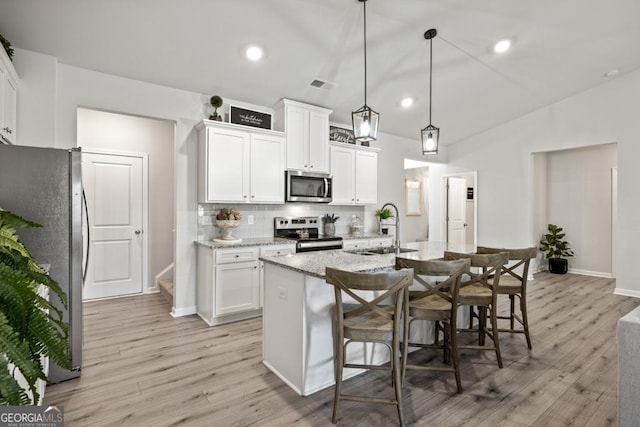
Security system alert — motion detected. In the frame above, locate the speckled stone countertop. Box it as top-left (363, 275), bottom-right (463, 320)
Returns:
top-left (260, 241), bottom-right (476, 279)
top-left (195, 237), bottom-right (294, 249)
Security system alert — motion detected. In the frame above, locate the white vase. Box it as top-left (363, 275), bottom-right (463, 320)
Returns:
top-left (215, 219), bottom-right (240, 241)
top-left (324, 222), bottom-right (336, 237)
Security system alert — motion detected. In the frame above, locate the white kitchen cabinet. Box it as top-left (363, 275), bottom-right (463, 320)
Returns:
top-left (342, 237), bottom-right (393, 251)
top-left (0, 44), bottom-right (18, 145)
top-left (197, 120), bottom-right (285, 204)
top-left (215, 260), bottom-right (260, 316)
top-left (274, 99), bottom-right (332, 173)
top-left (330, 143), bottom-right (379, 205)
top-left (196, 243), bottom-right (296, 326)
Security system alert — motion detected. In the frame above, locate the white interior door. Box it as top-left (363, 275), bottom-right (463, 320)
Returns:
top-left (447, 177), bottom-right (467, 246)
top-left (83, 152), bottom-right (144, 300)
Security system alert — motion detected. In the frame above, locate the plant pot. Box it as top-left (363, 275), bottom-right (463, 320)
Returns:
top-left (548, 258), bottom-right (568, 274)
top-left (324, 222), bottom-right (336, 237)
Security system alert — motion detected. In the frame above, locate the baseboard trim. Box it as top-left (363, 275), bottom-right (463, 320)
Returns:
top-left (171, 306), bottom-right (197, 317)
top-left (614, 288), bottom-right (640, 299)
top-left (568, 268), bottom-right (613, 279)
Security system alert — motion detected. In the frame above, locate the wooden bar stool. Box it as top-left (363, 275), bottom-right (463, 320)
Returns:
top-left (443, 251), bottom-right (508, 368)
top-left (394, 257), bottom-right (470, 393)
top-left (477, 246), bottom-right (537, 349)
top-left (326, 267), bottom-right (414, 426)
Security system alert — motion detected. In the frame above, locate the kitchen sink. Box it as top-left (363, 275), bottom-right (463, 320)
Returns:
top-left (348, 246), bottom-right (419, 256)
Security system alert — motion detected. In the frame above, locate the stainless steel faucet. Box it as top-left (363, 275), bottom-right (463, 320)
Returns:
top-left (381, 202), bottom-right (400, 254)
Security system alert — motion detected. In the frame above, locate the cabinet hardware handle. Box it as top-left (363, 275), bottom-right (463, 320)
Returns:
top-left (235, 254), bottom-right (239, 258)
top-left (254, 266), bottom-right (257, 269)
top-left (134, 230), bottom-right (142, 235)
top-left (251, 195), bottom-right (255, 198)
top-left (243, 195), bottom-right (247, 198)
top-left (310, 165), bottom-right (313, 168)
top-left (304, 165), bottom-right (308, 168)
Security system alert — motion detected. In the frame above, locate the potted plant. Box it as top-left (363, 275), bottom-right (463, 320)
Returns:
top-left (0, 209), bottom-right (71, 405)
top-left (539, 223), bottom-right (574, 274)
top-left (375, 208), bottom-right (395, 235)
top-left (209, 95), bottom-right (224, 121)
top-left (322, 213), bottom-right (339, 237)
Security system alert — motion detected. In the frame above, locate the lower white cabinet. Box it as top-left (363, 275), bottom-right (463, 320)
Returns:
top-left (197, 243), bottom-right (295, 326)
top-left (343, 237), bottom-right (393, 250)
top-left (215, 260), bottom-right (260, 316)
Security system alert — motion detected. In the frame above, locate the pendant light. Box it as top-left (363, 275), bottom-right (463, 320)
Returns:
top-left (421, 28), bottom-right (439, 155)
top-left (352, 0), bottom-right (379, 143)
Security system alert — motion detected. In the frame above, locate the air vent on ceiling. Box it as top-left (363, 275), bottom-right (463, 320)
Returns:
top-left (309, 79), bottom-right (337, 91)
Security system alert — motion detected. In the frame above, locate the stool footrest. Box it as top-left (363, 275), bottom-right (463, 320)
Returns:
top-left (340, 394), bottom-right (399, 405)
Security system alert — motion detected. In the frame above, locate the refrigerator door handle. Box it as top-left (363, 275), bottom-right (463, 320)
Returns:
top-left (82, 189), bottom-right (90, 286)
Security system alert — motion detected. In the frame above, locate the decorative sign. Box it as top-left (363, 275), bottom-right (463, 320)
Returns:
top-left (467, 187), bottom-right (474, 200)
top-left (329, 125), bottom-right (356, 144)
top-left (229, 105), bottom-right (272, 129)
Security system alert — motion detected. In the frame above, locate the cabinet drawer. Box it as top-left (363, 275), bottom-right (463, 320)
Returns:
top-left (215, 247), bottom-right (259, 264)
top-left (343, 239), bottom-right (370, 250)
top-left (369, 238), bottom-right (393, 248)
top-left (260, 245), bottom-right (295, 257)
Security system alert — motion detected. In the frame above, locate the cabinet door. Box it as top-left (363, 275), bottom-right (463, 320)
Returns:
top-left (308, 110), bottom-right (329, 172)
top-left (206, 127), bottom-right (249, 202)
top-left (330, 146), bottom-right (355, 205)
top-left (285, 105), bottom-right (308, 170)
top-left (250, 133), bottom-right (285, 203)
top-left (355, 150), bottom-right (378, 204)
top-left (215, 260), bottom-right (260, 315)
top-left (2, 75), bottom-right (16, 144)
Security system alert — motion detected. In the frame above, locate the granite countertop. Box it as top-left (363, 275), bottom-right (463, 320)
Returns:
top-left (260, 241), bottom-right (476, 279)
top-left (195, 237), bottom-right (294, 249)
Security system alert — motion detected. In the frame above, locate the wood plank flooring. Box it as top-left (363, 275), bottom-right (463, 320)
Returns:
top-left (44, 273), bottom-right (639, 426)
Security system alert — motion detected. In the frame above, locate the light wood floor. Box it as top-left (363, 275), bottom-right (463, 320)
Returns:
top-left (45, 273), bottom-right (639, 426)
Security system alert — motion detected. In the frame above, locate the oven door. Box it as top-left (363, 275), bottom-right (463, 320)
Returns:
top-left (286, 171), bottom-right (332, 203)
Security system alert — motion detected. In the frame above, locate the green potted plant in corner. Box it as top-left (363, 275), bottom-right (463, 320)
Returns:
top-left (0, 209), bottom-right (71, 405)
top-left (322, 213), bottom-right (339, 237)
top-left (209, 95), bottom-right (224, 121)
top-left (539, 223), bottom-right (574, 274)
top-left (375, 208), bottom-right (395, 235)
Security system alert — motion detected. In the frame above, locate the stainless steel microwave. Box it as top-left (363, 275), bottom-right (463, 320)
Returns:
top-left (285, 170), bottom-right (332, 203)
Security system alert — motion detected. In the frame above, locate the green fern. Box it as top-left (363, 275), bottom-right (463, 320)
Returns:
top-left (0, 209), bottom-right (70, 405)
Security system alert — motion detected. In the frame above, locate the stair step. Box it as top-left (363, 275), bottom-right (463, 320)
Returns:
top-left (158, 279), bottom-right (174, 304)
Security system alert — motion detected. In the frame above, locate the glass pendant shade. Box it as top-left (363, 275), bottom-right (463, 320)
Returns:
top-left (352, 105), bottom-right (379, 142)
top-left (421, 124), bottom-right (439, 154)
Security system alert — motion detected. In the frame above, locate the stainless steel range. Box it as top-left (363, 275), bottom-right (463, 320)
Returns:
top-left (274, 216), bottom-right (343, 252)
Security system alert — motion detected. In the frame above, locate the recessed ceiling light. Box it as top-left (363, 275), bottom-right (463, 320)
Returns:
top-left (493, 39), bottom-right (512, 54)
top-left (605, 68), bottom-right (620, 78)
top-left (400, 97), bottom-right (414, 108)
top-left (245, 45), bottom-right (264, 61)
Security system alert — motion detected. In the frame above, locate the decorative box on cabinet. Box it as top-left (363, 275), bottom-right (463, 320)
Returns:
top-left (330, 143), bottom-right (378, 205)
top-left (274, 99), bottom-right (332, 173)
top-left (197, 120), bottom-right (285, 204)
top-left (0, 43), bottom-right (18, 145)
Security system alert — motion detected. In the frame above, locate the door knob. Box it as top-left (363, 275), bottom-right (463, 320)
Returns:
top-left (135, 230), bottom-right (142, 235)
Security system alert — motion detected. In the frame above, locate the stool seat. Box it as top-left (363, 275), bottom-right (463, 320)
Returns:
top-left (497, 275), bottom-right (522, 294)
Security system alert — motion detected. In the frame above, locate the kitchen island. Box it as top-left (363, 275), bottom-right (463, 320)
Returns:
top-left (260, 240), bottom-right (475, 396)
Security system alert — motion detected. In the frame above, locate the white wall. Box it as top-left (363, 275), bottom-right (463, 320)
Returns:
top-left (403, 166), bottom-right (429, 241)
top-left (445, 68), bottom-right (640, 297)
top-left (544, 143), bottom-right (617, 276)
top-left (77, 108), bottom-right (175, 290)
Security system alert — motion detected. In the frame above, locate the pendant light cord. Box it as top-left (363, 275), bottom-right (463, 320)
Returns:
top-left (363, 0), bottom-right (368, 106)
top-left (429, 36), bottom-right (432, 125)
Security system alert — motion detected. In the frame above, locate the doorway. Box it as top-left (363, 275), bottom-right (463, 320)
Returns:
top-left (77, 108), bottom-right (175, 301)
top-left (443, 172), bottom-right (477, 247)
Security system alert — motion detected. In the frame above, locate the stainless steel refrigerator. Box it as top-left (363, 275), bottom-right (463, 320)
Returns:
top-left (0, 144), bottom-right (83, 383)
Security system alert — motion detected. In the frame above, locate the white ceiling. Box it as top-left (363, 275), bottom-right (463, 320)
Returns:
top-left (1, 0), bottom-right (639, 145)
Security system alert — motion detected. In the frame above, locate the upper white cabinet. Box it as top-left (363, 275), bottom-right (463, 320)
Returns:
top-left (330, 143), bottom-right (378, 205)
top-left (197, 120), bottom-right (285, 204)
top-left (0, 45), bottom-right (18, 145)
top-left (274, 99), bottom-right (332, 173)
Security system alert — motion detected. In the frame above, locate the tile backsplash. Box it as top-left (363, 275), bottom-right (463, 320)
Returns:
top-left (198, 203), bottom-right (369, 241)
